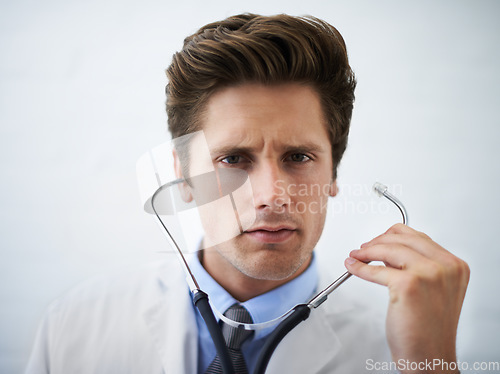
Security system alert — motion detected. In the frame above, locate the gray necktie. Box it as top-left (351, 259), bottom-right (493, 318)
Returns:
top-left (205, 304), bottom-right (254, 374)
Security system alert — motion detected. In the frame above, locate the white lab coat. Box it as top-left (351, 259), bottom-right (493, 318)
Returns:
top-left (25, 259), bottom-right (394, 374)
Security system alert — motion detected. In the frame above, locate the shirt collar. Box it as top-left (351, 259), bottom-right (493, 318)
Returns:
top-left (189, 251), bottom-right (318, 339)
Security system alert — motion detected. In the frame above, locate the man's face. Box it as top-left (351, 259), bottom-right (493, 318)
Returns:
top-left (185, 83), bottom-right (335, 281)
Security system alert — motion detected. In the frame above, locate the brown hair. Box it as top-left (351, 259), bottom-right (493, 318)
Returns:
top-left (166, 13), bottom-right (356, 178)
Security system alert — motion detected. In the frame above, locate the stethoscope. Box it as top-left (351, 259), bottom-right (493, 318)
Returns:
top-left (147, 178), bottom-right (408, 374)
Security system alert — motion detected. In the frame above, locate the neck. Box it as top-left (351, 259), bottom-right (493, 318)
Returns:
top-left (200, 248), bottom-right (311, 302)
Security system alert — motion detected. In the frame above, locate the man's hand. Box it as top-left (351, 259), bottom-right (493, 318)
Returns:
top-left (345, 223), bottom-right (470, 374)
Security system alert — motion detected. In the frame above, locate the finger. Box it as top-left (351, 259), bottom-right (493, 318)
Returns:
top-left (360, 223), bottom-right (411, 245)
top-left (362, 223), bottom-right (427, 246)
top-left (344, 257), bottom-right (400, 286)
top-left (386, 222), bottom-right (414, 234)
top-left (362, 231), bottom-right (451, 261)
top-left (350, 244), bottom-right (425, 270)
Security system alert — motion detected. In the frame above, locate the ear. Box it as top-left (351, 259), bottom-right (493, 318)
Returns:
top-left (173, 148), bottom-right (193, 203)
top-left (329, 179), bottom-right (338, 197)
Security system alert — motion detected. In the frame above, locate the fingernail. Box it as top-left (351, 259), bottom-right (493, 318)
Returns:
top-left (345, 257), bottom-right (357, 265)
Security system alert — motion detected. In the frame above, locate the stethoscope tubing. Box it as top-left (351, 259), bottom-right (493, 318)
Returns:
top-left (151, 182), bottom-right (407, 374)
top-left (193, 290), bottom-right (236, 374)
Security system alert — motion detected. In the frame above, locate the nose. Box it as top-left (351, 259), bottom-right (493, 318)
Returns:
top-left (250, 160), bottom-right (291, 212)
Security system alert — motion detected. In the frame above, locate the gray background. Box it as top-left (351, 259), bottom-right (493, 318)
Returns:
top-left (1, 0), bottom-right (499, 372)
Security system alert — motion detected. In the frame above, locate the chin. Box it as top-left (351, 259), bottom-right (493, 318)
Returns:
top-left (235, 251), bottom-right (311, 281)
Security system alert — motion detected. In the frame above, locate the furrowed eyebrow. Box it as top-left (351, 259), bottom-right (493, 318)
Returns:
top-left (209, 145), bottom-right (256, 157)
top-left (209, 142), bottom-right (326, 157)
top-left (283, 143), bottom-right (326, 154)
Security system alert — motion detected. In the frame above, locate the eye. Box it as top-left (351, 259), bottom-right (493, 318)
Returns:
top-left (221, 155), bottom-right (241, 164)
top-left (288, 153), bottom-right (311, 162)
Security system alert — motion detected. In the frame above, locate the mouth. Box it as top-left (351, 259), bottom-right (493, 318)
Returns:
top-left (244, 226), bottom-right (296, 244)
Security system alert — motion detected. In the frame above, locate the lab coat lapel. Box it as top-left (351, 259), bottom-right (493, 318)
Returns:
top-left (266, 303), bottom-right (342, 374)
top-left (143, 262), bottom-right (198, 374)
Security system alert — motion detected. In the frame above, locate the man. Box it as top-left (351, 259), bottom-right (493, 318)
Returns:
top-left (26, 13), bottom-right (469, 374)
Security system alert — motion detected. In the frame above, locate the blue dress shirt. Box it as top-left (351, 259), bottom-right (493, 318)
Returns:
top-left (189, 253), bottom-right (318, 374)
